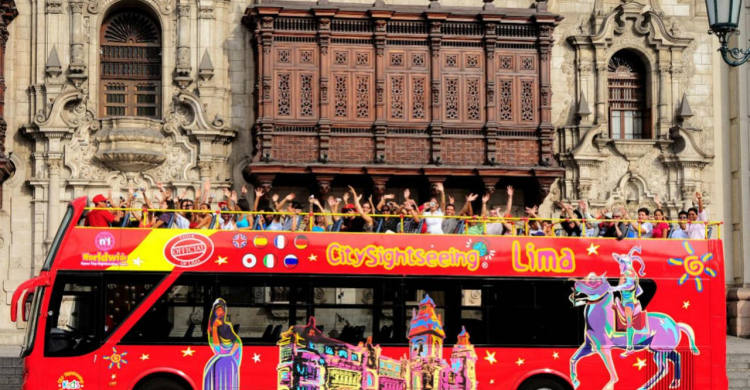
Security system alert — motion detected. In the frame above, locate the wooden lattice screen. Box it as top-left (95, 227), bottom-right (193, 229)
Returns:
top-left (100, 11), bottom-right (161, 118)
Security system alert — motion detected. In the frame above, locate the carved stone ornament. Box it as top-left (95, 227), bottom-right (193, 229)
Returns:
top-left (94, 117), bottom-right (168, 172)
top-left (88, 0), bottom-right (174, 15)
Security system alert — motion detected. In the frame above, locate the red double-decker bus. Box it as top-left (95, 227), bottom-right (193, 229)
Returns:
top-left (11, 197), bottom-right (726, 390)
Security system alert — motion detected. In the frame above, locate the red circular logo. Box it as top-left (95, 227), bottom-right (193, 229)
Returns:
top-left (164, 233), bottom-right (214, 268)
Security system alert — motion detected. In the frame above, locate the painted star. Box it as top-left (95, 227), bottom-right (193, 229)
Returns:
top-left (552, 351), bottom-right (560, 360)
top-left (308, 254), bottom-right (318, 262)
top-left (490, 379), bottom-right (495, 384)
top-left (683, 301), bottom-right (690, 309)
top-left (252, 353), bottom-right (261, 363)
top-left (111, 374), bottom-right (117, 380)
top-left (515, 358), bottom-right (525, 366)
top-left (215, 256), bottom-right (228, 265)
top-left (484, 351), bottom-right (497, 365)
top-left (586, 243), bottom-right (600, 256)
top-left (634, 357), bottom-right (648, 371)
top-left (140, 354), bottom-right (149, 361)
top-left (181, 347), bottom-right (195, 357)
top-left (131, 257), bottom-right (144, 267)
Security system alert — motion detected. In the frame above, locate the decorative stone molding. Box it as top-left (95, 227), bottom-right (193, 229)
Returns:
top-left (87, 0), bottom-right (174, 15)
top-left (94, 118), bottom-right (168, 172)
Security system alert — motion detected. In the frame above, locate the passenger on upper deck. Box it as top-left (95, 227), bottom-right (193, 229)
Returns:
top-left (687, 191), bottom-right (707, 239)
top-left (339, 186), bottom-right (374, 233)
top-left (671, 211), bottom-right (690, 239)
top-left (85, 192), bottom-right (122, 227)
top-left (422, 182), bottom-right (446, 235)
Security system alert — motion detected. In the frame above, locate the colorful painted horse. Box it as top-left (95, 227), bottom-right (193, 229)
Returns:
top-left (569, 273), bottom-right (699, 390)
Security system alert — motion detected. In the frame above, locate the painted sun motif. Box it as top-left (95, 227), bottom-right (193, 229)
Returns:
top-left (103, 347), bottom-right (128, 370)
top-left (667, 241), bottom-right (716, 292)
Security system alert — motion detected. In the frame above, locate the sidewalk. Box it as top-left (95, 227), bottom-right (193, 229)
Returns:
top-left (728, 336), bottom-right (750, 354)
top-left (0, 345), bottom-right (19, 358)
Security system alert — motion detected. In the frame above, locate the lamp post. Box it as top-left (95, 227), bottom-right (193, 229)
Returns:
top-left (706, 0), bottom-right (749, 66)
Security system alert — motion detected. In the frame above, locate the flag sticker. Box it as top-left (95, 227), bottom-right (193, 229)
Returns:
top-left (274, 235), bottom-right (286, 249)
top-left (242, 254), bottom-right (257, 269)
top-left (253, 235), bottom-right (268, 249)
top-left (294, 235), bottom-right (309, 250)
top-left (284, 255), bottom-right (298, 269)
top-left (263, 254), bottom-right (275, 268)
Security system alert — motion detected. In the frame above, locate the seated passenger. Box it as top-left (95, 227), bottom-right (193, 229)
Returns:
top-left (671, 211), bottom-right (689, 239)
top-left (85, 192), bottom-right (121, 227)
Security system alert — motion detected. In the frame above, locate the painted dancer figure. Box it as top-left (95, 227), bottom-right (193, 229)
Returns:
top-left (203, 299), bottom-right (242, 390)
top-left (609, 247), bottom-right (646, 356)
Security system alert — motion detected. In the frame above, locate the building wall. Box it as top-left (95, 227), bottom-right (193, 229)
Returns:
top-left (0, 0), bottom-right (731, 344)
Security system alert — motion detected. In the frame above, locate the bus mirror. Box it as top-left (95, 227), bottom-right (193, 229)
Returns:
top-left (22, 292), bottom-right (34, 322)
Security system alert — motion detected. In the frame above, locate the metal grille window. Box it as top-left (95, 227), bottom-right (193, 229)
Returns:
top-left (608, 51), bottom-right (647, 139)
top-left (100, 11), bottom-right (161, 118)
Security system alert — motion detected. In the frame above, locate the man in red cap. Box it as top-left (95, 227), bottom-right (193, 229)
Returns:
top-left (85, 193), bottom-right (121, 227)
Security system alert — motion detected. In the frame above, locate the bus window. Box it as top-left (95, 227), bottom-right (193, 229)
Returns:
top-left (488, 279), bottom-right (583, 347)
top-left (459, 287), bottom-right (486, 344)
top-left (103, 273), bottom-right (164, 337)
top-left (122, 274), bottom-right (214, 344)
top-left (218, 276), bottom-right (305, 344)
top-left (313, 286), bottom-right (374, 345)
top-left (45, 274), bottom-right (100, 357)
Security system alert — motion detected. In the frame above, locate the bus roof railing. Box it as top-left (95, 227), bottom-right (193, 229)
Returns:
top-left (81, 207), bottom-right (723, 240)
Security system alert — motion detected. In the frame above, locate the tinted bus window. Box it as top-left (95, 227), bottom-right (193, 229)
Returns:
top-left (123, 274), bottom-right (214, 343)
top-left (104, 273), bottom-right (164, 337)
top-left (45, 274), bottom-right (101, 356)
top-left (488, 279), bottom-right (583, 347)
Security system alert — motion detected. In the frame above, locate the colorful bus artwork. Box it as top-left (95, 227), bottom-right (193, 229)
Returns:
top-left (10, 198), bottom-right (727, 390)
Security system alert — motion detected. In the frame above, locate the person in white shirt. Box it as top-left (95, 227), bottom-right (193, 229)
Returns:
top-left (686, 191), bottom-right (707, 239)
top-left (487, 186), bottom-right (515, 235)
top-left (423, 183), bottom-right (446, 234)
top-left (172, 199), bottom-right (193, 229)
top-left (636, 208), bottom-right (654, 238)
top-left (671, 211), bottom-right (689, 239)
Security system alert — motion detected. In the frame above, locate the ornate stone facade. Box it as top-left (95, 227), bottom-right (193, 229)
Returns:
top-left (0, 0), bottom-right (733, 344)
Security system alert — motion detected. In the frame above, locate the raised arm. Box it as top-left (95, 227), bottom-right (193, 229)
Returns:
top-left (695, 191), bottom-right (704, 214)
top-left (253, 188), bottom-right (264, 211)
top-left (276, 193), bottom-right (295, 211)
top-left (504, 186), bottom-right (514, 215)
top-left (460, 193), bottom-right (477, 216)
top-left (348, 186), bottom-right (373, 225)
top-left (436, 183), bottom-right (446, 212)
top-left (481, 193), bottom-right (489, 217)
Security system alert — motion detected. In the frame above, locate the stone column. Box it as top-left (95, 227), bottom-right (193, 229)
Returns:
top-left (174, 4), bottom-right (192, 88)
top-left (68, 0), bottom-right (87, 87)
top-left (595, 62), bottom-right (607, 125)
top-left (0, 2), bottom-right (17, 190)
top-left (657, 64), bottom-right (670, 138)
top-left (46, 158), bottom-right (63, 243)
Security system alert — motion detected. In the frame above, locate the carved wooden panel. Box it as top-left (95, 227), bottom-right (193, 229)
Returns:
top-left (271, 45), bottom-right (319, 120)
top-left (441, 51), bottom-right (484, 123)
top-left (247, 11), bottom-right (555, 169)
top-left (100, 10), bottom-right (161, 118)
top-left (385, 48), bottom-right (430, 123)
top-left (495, 52), bottom-right (539, 126)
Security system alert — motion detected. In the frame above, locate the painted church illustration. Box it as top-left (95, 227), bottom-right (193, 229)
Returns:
top-left (276, 295), bottom-right (478, 390)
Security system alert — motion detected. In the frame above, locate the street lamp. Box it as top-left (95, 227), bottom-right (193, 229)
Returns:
top-left (706, 0), bottom-right (748, 65)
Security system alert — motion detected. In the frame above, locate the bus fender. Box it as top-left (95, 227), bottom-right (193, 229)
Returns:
top-left (128, 367), bottom-right (197, 390)
top-left (512, 368), bottom-right (574, 390)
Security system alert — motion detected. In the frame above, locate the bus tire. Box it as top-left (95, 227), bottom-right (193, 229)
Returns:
top-left (137, 377), bottom-right (189, 390)
top-left (518, 376), bottom-right (570, 390)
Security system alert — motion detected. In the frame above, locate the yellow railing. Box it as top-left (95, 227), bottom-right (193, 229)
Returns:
top-left (82, 207), bottom-right (723, 239)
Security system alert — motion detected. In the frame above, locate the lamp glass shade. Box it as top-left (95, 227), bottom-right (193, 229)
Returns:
top-left (707, 0), bottom-right (743, 29)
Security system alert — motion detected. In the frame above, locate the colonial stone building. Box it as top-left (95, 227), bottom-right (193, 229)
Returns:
top-left (0, 0), bottom-right (736, 343)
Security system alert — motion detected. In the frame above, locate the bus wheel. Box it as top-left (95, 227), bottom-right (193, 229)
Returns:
top-left (137, 378), bottom-right (189, 390)
top-left (518, 376), bottom-right (570, 390)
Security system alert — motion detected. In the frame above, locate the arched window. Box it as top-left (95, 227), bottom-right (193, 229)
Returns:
top-left (608, 51), bottom-right (648, 139)
top-left (100, 10), bottom-right (161, 118)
